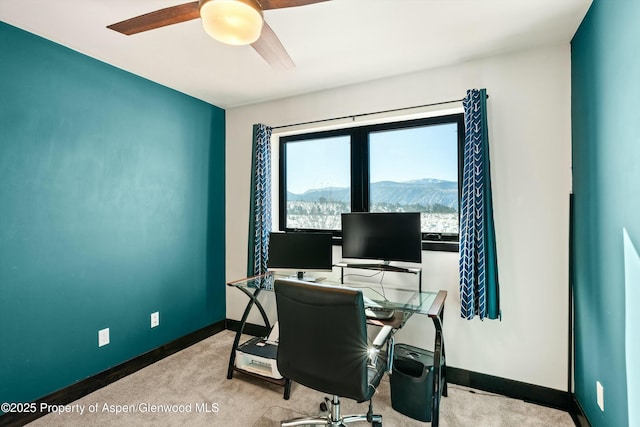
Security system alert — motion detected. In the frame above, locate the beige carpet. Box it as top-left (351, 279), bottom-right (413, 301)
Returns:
top-left (27, 330), bottom-right (574, 427)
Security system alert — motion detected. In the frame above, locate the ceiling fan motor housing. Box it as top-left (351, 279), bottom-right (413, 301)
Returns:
top-left (199, 0), bottom-right (264, 45)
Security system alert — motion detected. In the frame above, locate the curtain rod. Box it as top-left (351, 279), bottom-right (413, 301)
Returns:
top-left (271, 94), bottom-right (488, 130)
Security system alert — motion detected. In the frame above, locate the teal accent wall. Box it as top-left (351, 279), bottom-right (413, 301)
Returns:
top-left (571, 1), bottom-right (640, 426)
top-left (0, 22), bottom-right (226, 404)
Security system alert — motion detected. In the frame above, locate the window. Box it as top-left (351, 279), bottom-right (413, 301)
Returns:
top-left (278, 114), bottom-right (464, 251)
top-left (280, 135), bottom-right (350, 230)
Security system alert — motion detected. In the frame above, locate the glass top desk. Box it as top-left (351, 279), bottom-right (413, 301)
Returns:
top-left (226, 272), bottom-right (448, 426)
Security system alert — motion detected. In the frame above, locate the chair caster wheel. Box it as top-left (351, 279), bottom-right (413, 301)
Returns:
top-left (372, 422), bottom-right (382, 427)
top-left (320, 401), bottom-right (328, 412)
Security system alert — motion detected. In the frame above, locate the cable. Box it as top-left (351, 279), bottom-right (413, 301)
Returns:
top-left (378, 271), bottom-right (387, 299)
top-left (341, 270), bottom-right (384, 280)
top-left (342, 280), bottom-right (389, 302)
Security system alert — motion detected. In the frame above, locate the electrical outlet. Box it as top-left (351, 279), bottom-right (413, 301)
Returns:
top-left (98, 328), bottom-right (110, 347)
top-left (597, 381), bottom-right (604, 411)
top-left (151, 312), bottom-right (159, 328)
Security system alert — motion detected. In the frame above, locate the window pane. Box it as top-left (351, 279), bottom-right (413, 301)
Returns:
top-left (369, 123), bottom-right (459, 235)
top-left (285, 136), bottom-right (350, 230)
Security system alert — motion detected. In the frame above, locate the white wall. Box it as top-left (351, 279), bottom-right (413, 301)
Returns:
top-left (226, 44), bottom-right (572, 391)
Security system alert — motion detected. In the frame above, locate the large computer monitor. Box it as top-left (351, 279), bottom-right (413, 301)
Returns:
top-left (267, 231), bottom-right (333, 281)
top-left (341, 212), bottom-right (422, 265)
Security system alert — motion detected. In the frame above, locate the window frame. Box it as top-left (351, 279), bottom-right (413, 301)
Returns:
top-left (278, 114), bottom-right (464, 252)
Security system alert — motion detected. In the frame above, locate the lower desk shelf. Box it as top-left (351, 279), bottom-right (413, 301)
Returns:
top-left (229, 335), bottom-right (292, 400)
top-left (231, 367), bottom-right (291, 399)
top-left (235, 337), bottom-right (282, 379)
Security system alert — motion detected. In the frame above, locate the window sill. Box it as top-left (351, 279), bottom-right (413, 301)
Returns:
top-left (422, 241), bottom-right (459, 252)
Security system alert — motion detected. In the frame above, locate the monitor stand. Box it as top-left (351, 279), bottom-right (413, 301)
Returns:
top-left (344, 261), bottom-right (411, 273)
top-left (288, 272), bottom-right (324, 282)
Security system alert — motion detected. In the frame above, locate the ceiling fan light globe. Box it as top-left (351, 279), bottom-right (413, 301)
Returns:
top-left (200, 0), bottom-right (264, 46)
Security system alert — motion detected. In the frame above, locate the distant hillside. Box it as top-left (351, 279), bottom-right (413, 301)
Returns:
top-left (287, 178), bottom-right (458, 210)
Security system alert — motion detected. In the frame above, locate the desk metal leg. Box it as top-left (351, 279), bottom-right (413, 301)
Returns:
top-left (426, 290), bottom-right (447, 427)
top-left (284, 378), bottom-right (291, 400)
top-left (226, 288), bottom-right (271, 380)
top-left (431, 313), bottom-right (446, 427)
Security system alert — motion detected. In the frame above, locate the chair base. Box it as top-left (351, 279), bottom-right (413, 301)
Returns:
top-left (281, 395), bottom-right (382, 427)
top-left (282, 414), bottom-right (381, 426)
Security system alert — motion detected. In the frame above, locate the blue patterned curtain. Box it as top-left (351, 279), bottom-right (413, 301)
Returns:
top-left (459, 89), bottom-right (500, 320)
top-left (247, 124), bottom-right (272, 277)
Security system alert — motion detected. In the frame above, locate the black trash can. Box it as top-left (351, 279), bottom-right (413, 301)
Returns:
top-left (390, 343), bottom-right (437, 422)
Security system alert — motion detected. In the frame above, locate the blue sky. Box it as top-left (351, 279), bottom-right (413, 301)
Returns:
top-left (285, 123), bottom-right (458, 194)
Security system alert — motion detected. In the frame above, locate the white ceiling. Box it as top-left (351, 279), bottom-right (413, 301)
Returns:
top-left (0, 0), bottom-right (591, 109)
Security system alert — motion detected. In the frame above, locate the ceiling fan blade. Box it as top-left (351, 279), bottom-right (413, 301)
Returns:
top-left (107, 1), bottom-right (200, 35)
top-left (259, 0), bottom-right (330, 11)
top-left (251, 21), bottom-right (295, 70)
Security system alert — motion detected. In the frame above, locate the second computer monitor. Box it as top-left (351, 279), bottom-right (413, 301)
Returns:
top-left (267, 231), bottom-right (333, 280)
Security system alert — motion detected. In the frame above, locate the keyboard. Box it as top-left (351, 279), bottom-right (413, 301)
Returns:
top-left (365, 307), bottom-right (395, 320)
top-left (363, 296), bottom-right (395, 319)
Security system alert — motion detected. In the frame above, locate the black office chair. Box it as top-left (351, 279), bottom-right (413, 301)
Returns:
top-left (274, 279), bottom-right (393, 427)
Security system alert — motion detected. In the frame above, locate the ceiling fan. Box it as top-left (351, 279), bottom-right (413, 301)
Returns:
top-left (107, 0), bottom-right (330, 69)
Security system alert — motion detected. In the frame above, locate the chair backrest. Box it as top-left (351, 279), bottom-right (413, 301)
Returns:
top-left (274, 279), bottom-right (370, 401)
